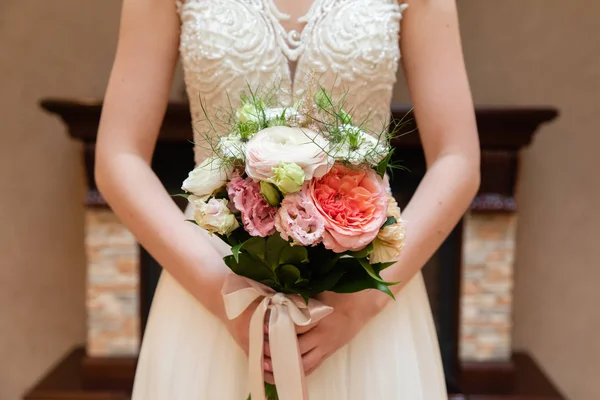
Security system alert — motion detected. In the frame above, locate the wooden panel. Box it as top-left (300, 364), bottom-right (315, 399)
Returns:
top-left (40, 100), bottom-right (558, 150)
top-left (24, 348), bottom-right (565, 399)
top-left (23, 349), bottom-right (129, 400)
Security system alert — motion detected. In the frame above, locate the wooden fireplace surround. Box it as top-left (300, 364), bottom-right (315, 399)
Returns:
top-left (23, 99), bottom-right (564, 400)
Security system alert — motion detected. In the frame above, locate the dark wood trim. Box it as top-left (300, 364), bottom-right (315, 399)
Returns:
top-left (24, 348), bottom-right (565, 400)
top-left (23, 348), bottom-right (129, 400)
top-left (40, 99), bottom-right (558, 149)
top-left (461, 353), bottom-right (564, 399)
top-left (81, 355), bottom-right (137, 392)
top-left (41, 99), bottom-right (558, 205)
top-left (390, 106), bottom-right (558, 150)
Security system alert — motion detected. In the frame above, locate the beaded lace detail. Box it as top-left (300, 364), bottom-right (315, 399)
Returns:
top-left (177, 0), bottom-right (407, 163)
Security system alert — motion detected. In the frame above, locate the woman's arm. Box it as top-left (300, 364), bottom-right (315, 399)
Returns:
top-left (297, 0), bottom-right (480, 374)
top-left (381, 0), bottom-right (481, 293)
top-left (95, 0), bottom-right (229, 321)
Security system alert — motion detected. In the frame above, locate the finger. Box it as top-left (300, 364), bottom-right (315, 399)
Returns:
top-left (296, 321), bottom-right (319, 335)
top-left (263, 340), bottom-right (271, 358)
top-left (264, 358), bottom-right (273, 373)
top-left (301, 347), bottom-right (323, 375)
top-left (297, 329), bottom-right (319, 355)
top-left (306, 360), bottom-right (323, 376)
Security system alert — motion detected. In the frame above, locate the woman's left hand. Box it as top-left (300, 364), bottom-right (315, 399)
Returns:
top-left (296, 289), bottom-right (391, 375)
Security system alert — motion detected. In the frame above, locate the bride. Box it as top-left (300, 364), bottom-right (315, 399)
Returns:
top-left (95, 0), bottom-right (480, 398)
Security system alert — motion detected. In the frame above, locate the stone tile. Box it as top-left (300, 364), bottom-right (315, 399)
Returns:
top-left (84, 209), bottom-right (519, 362)
top-left (85, 209), bottom-right (139, 357)
top-left (460, 212), bottom-right (517, 362)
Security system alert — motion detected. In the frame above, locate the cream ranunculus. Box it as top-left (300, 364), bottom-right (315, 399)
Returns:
top-left (370, 196), bottom-right (406, 264)
top-left (192, 198), bottom-right (239, 235)
top-left (386, 195), bottom-right (402, 221)
top-left (245, 126), bottom-right (332, 182)
top-left (330, 124), bottom-right (390, 165)
top-left (218, 134), bottom-right (246, 160)
top-left (182, 157), bottom-right (233, 200)
top-left (371, 223), bottom-right (406, 264)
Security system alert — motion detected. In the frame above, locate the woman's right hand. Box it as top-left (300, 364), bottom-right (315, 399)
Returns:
top-left (223, 301), bottom-right (256, 356)
top-left (223, 302), bottom-right (318, 385)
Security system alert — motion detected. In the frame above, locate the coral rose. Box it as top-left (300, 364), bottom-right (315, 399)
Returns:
top-left (310, 163), bottom-right (388, 253)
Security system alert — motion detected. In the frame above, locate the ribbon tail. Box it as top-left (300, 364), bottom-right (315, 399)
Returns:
top-left (249, 298), bottom-right (270, 400)
top-left (269, 304), bottom-right (307, 400)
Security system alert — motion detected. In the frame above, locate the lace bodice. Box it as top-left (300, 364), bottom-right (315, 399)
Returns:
top-left (177, 0), bottom-right (407, 163)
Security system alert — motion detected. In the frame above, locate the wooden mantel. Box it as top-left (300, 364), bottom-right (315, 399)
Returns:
top-left (41, 99), bottom-right (557, 148)
top-left (24, 99), bottom-right (563, 400)
top-left (40, 98), bottom-right (558, 211)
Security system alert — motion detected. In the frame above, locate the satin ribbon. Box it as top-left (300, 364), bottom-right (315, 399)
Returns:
top-left (222, 274), bottom-right (333, 400)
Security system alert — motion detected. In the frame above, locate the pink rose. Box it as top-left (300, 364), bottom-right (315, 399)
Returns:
top-left (310, 164), bottom-right (388, 253)
top-left (275, 186), bottom-right (325, 246)
top-left (226, 176), bottom-right (276, 237)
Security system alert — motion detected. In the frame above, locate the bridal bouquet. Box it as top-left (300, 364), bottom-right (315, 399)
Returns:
top-left (180, 85), bottom-right (406, 400)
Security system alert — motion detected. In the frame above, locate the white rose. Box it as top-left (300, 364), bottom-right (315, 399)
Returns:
top-left (331, 124), bottom-right (390, 165)
top-left (192, 198), bottom-right (239, 235)
top-left (218, 134), bottom-right (246, 159)
top-left (182, 157), bottom-right (233, 200)
top-left (264, 107), bottom-right (298, 122)
top-left (245, 126), bottom-right (332, 182)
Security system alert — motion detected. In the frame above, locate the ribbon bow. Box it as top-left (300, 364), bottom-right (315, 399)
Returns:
top-left (222, 274), bottom-right (333, 400)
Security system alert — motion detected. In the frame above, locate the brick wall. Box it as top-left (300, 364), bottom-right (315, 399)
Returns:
top-left (85, 210), bottom-right (516, 361)
top-left (85, 209), bottom-right (139, 356)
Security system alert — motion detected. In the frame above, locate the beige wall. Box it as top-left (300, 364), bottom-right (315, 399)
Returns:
top-left (1, 0), bottom-right (598, 399)
top-left (401, 1), bottom-right (599, 399)
top-left (0, 2), bottom-right (186, 398)
top-left (0, 1), bottom-right (121, 399)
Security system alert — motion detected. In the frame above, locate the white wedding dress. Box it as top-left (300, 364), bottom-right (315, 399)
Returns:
top-left (132, 0), bottom-right (447, 398)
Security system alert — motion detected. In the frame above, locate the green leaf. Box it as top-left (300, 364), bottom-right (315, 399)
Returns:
top-left (331, 273), bottom-right (396, 299)
top-left (265, 234), bottom-right (289, 270)
top-left (227, 227), bottom-right (251, 246)
top-left (278, 264), bottom-right (301, 288)
top-left (295, 277), bottom-right (310, 287)
top-left (358, 258), bottom-right (400, 286)
top-left (185, 219), bottom-right (198, 226)
top-left (224, 253), bottom-right (274, 283)
top-left (376, 150), bottom-right (394, 178)
top-left (374, 282), bottom-right (396, 299)
top-left (241, 237), bottom-right (266, 262)
top-left (171, 193), bottom-right (190, 199)
top-left (307, 269), bottom-right (345, 295)
top-left (279, 246), bottom-right (309, 265)
top-left (346, 242), bottom-right (374, 259)
top-left (231, 243), bottom-right (243, 263)
top-left (298, 290), bottom-right (311, 305)
top-left (372, 261), bottom-right (396, 273)
top-left (357, 258), bottom-right (384, 282)
top-left (306, 245), bottom-right (341, 275)
top-left (382, 216), bottom-right (397, 229)
top-left (265, 383), bottom-right (279, 400)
